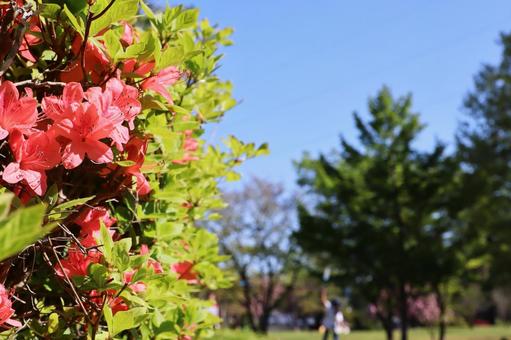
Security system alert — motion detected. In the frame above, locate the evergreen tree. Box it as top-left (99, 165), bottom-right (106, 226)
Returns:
top-left (458, 32), bottom-right (511, 286)
top-left (295, 87), bottom-right (460, 340)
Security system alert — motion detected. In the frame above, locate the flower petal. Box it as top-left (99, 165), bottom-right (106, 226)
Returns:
top-left (86, 139), bottom-right (113, 164)
top-left (62, 142), bottom-right (86, 169)
top-left (22, 169), bottom-right (46, 196)
top-left (2, 163), bottom-right (22, 184)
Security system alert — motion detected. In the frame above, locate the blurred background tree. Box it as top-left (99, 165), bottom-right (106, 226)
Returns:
top-left (202, 24), bottom-right (511, 340)
top-left (294, 87), bottom-right (464, 340)
top-left (208, 178), bottom-right (298, 334)
top-left (458, 32), bottom-right (511, 288)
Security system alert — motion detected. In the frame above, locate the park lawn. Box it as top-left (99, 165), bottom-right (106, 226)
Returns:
top-left (211, 326), bottom-right (511, 340)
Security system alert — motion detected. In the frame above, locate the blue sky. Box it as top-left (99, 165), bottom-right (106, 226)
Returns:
top-left (158, 1), bottom-right (511, 189)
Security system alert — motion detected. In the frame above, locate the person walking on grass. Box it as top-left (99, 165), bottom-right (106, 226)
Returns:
top-left (321, 287), bottom-right (344, 340)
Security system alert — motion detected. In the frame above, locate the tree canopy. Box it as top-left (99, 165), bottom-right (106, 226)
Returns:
top-left (295, 87), bottom-right (462, 340)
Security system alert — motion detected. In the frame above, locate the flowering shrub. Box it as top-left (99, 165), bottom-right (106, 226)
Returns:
top-left (0, 1), bottom-right (266, 338)
top-left (408, 294), bottom-right (441, 326)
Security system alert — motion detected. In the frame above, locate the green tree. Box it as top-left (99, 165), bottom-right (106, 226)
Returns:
top-left (457, 32), bottom-right (511, 287)
top-left (294, 87), bottom-right (460, 340)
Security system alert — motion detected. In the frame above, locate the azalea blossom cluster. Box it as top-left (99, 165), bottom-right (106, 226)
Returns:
top-left (55, 206), bottom-right (198, 314)
top-left (0, 79), bottom-right (141, 198)
top-left (0, 73), bottom-right (199, 200)
top-left (0, 284), bottom-right (21, 329)
top-left (0, 48), bottom-right (198, 330)
top-left (0, 1), bottom-right (238, 337)
top-left (56, 207), bottom-right (144, 314)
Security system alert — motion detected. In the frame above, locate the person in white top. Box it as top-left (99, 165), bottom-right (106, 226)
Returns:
top-left (321, 288), bottom-right (344, 340)
top-left (207, 293), bottom-right (220, 328)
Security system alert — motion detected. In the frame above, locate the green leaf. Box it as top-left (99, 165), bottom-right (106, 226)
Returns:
top-left (0, 193), bottom-right (13, 220)
top-left (112, 238), bottom-right (131, 271)
top-left (111, 307), bottom-right (146, 336)
top-left (103, 304), bottom-right (114, 335)
top-left (53, 196), bottom-right (95, 211)
top-left (115, 160), bottom-right (136, 167)
top-left (0, 204), bottom-right (52, 262)
top-left (96, 222), bottom-right (114, 263)
top-left (88, 263), bottom-right (109, 289)
top-left (64, 0), bottom-right (87, 13)
top-left (156, 222), bottom-right (184, 240)
top-left (173, 120), bottom-right (199, 132)
top-left (90, 0), bottom-right (139, 37)
top-left (118, 31), bottom-right (157, 60)
top-left (48, 196), bottom-right (95, 221)
top-left (173, 9), bottom-right (199, 31)
top-left (119, 290), bottom-right (149, 307)
top-left (41, 50), bottom-right (57, 61)
top-left (47, 313), bottom-right (59, 334)
top-left (156, 46), bottom-right (185, 71)
top-left (63, 5), bottom-right (84, 37)
top-left (147, 116), bottom-right (182, 155)
top-left (103, 29), bottom-right (123, 61)
top-left (39, 3), bottom-right (62, 20)
top-left (225, 171), bottom-right (241, 182)
top-left (256, 143), bottom-right (270, 156)
top-left (140, 0), bottom-right (156, 20)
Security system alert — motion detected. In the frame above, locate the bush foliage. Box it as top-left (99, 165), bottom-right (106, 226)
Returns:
top-left (0, 1), bottom-right (266, 338)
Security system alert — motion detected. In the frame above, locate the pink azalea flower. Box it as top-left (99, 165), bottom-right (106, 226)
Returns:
top-left (123, 270), bottom-right (146, 293)
top-left (148, 259), bottom-right (164, 274)
top-left (171, 261), bottom-right (198, 283)
top-left (109, 295), bottom-right (129, 314)
top-left (2, 130), bottom-right (60, 195)
top-left (85, 86), bottom-right (128, 151)
top-left (0, 284), bottom-right (21, 328)
top-left (55, 247), bottom-right (101, 278)
top-left (124, 137), bottom-right (150, 195)
top-left (0, 81), bottom-right (37, 139)
top-left (139, 244), bottom-right (163, 273)
top-left (141, 66), bottom-right (181, 104)
top-left (53, 102), bottom-right (116, 169)
top-left (19, 21), bottom-right (42, 62)
top-left (173, 130), bottom-right (199, 165)
top-left (42, 82), bottom-right (84, 122)
top-left (140, 244), bottom-right (150, 255)
top-left (90, 290), bottom-right (128, 315)
top-left (120, 22), bottom-right (134, 46)
top-left (75, 207), bottom-right (116, 240)
top-left (60, 36), bottom-right (111, 84)
top-left (85, 78), bottom-right (140, 150)
top-left (122, 59), bottom-right (154, 77)
top-left (104, 78), bottom-right (141, 130)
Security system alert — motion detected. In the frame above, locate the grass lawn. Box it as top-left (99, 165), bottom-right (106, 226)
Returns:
top-left (211, 326), bottom-right (511, 340)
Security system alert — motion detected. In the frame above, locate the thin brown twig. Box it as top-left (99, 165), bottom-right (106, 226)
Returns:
top-left (79, 10), bottom-right (93, 81)
top-left (0, 6), bottom-right (33, 77)
top-left (90, 0), bottom-right (117, 21)
top-left (57, 222), bottom-right (87, 254)
top-left (13, 80), bottom-right (66, 87)
top-left (79, 0), bottom-right (117, 82)
top-left (44, 238), bottom-right (92, 324)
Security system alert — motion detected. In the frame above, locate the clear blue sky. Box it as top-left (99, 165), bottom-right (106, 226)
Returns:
top-left (159, 1), bottom-right (511, 189)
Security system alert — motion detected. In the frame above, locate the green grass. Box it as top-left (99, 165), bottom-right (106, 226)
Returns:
top-left (211, 326), bottom-right (511, 340)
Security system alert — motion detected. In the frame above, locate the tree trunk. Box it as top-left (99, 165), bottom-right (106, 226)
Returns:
top-left (385, 323), bottom-right (394, 340)
top-left (399, 282), bottom-right (408, 340)
top-left (239, 268), bottom-right (257, 332)
top-left (377, 312), bottom-right (394, 340)
top-left (257, 310), bottom-right (271, 334)
top-left (435, 286), bottom-right (446, 340)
